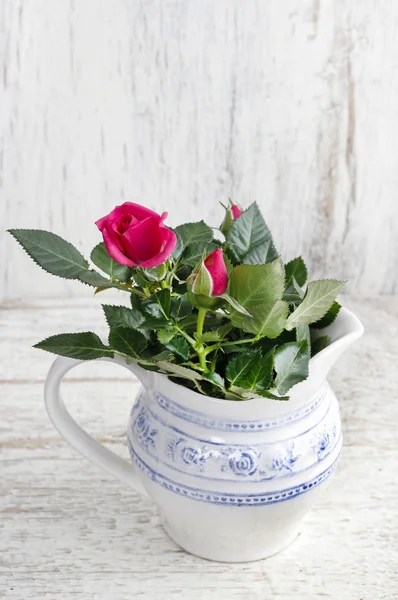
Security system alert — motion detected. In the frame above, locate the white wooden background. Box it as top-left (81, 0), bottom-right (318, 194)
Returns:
top-left (1, 0), bottom-right (398, 301)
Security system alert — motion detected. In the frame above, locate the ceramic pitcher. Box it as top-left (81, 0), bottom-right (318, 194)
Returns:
top-left (44, 306), bottom-right (363, 562)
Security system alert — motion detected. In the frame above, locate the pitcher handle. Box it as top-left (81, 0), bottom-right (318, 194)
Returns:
top-left (44, 355), bottom-right (151, 498)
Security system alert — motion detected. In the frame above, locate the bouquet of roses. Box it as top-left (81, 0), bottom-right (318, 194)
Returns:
top-left (9, 201), bottom-right (344, 400)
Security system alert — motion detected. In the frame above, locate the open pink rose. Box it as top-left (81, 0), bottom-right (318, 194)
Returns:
top-left (192, 248), bottom-right (228, 297)
top-left (96, 202), bottom-right (177, 268)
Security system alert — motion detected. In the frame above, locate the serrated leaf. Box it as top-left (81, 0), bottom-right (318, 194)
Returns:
top-left (157, 362), bottom-right (203, 381)
top-left (102, 304), bottom-right (145, 330)
top-left (226, 349), bottom-right (273, 393)
top-left (143, 350), bottom-right (175, 362)
top-left (242, 300), bottom-right (288, 338)
top-left (170, 295), bottom-right (193, 321)
top-left (165, 336), bottom-right (190, 360)
top-left (221, 293), bottom-right (251, 316)
top-left (311, 335), bottom-right (329, 356)
top-left (79, 270), bottom-right (128, 290)
top-left (194, 330), bottom-right (221, 343)
top-left (90, 242), bottom-right (132, 282)
top-left (108, 327), bottom-right (147, 358)
top-left (173, 221), bottom-right (214, 260)
top-left (286, 280), bottom-right (346, 330)
top-left (296, 324), bottom-right (310, 344)
top-left (143, 289), bottom-right (171, 318)
top-left (132, 269), bottom-right (148, 288)
top-left (285, 257), bottom-right (308, 288)
top-left (141, 264), bottom-right (167, 282)
top-left (226, 202), bottom-right (278, 264)
top-left (157, 329), bottom-right (176, 345)
top-left (312, 301), bottom-right (341, 329)
top-left (9, 229), bottom-right (89, 279)
top-left (229, 259), bottom-right (285, 308)
top-left (283, 292), bottom-right (302, 305)
top-left (202, 372), bottom-right (226, 390)
top-left (274, 341), bottom-right (310, 395)
top-left (34, 332), bottom-right (112, 360)
top-left (181, 242), bottom-right (218, 267)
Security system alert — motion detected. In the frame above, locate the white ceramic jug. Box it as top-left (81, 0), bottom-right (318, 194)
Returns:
top-left (44, 307), bottom-right (363, 562)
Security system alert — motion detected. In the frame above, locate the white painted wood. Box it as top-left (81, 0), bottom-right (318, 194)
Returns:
top-left (1, 1), bottom-right (397, 301)
top-left (0, 296), bottom-right (397, 598)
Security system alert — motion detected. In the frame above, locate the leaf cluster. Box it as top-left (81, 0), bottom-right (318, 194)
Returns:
top-left (9, 202), bottom-right (345, 401)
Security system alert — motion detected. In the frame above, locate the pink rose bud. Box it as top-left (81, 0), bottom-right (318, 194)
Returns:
top-left (220, 201), bottom-right (243, 235)
top-left (96, 202), bottom-right (177, 268)
top-left (192, 248), bottom-right (228, 297)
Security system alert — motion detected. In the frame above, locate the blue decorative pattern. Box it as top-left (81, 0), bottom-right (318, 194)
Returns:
top-left (128, 442), bottom-right (340, 507)
top-left (154, 387), bottom-right (327, 432)
top-left (128, 399), bottom-right (340, 482)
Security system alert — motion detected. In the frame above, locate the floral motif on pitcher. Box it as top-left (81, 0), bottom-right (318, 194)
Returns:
top-left (227, 449), bottom-right (258, 477)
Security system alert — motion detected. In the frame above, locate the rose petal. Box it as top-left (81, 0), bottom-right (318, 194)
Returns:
top-left (204, 248), bottom-right (228, 295)
top-left (96, 202), bottom-right (161, 232)
top-left (231, 204), bottom-right (243, 220)
top-left (102, 228), bottom-right (138, 266)
top-left (120, 217), bottom-right (163, 264)
top-left (138, 226), bottom-right (177, 268)
top-left (112, 214), bottom-right (140, 234)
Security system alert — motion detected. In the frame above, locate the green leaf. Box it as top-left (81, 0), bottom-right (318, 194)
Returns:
top-left (108, 327), bottom-right (148, 358)
top-left (181, 242), bottom-right (218, 267)
top-left (285, 257), bottom-right (308, 288)
top-left (165, 336), bottom-right (190, 360)
top-left (34, 332), bottom-right (112, 360)
top-left (141, 264), bottom-right (167, 282)
top-left (311, 335), bottom-right (329, 356)
top-left (157, 361), bottom-right (203, 381)
top-left (8, 229), bottom-right (89, 279)
top-left (157, 329), bottom-right (176, 345)
top-left (102, 305), bottom-right (145, 330)
top-left (283, 292), bottom-right (302, 306)
top-left (229, 259), bottom-right (285, 308)
top-left (296, 324), bottom-right (310, 344)
top-left (221, 293), bottom-right (251, 316)
top-left (226, 202), bottom-right (278, 264)
top-left (170, 296), bottom-right (193, 322)
top-left (173, 221), bottom-right (213, 260)
top-left (202, 372), bottom-right (226, 390)
top-left (226, 349), bottom-right (274, 393)
top-left (253, 389), bottom-right (289, 401)
top-left (242, 300), bottom-right (288, 338)
top-left (194, 330), bottom-right (222, 343)
top-left (142, 289), bottom-right (171, 319)
top-left (132, 269), bottom-right (148, 288)
top-left (78, 270), bottom-right (129, 290)
top-left (274, 341), bottom-right (310, 395)
top-left (312, 301), bottom-right (341, 329)
top-left (286, 280), bottom-right (346, 330)
top-left (90, 242), bottom-right (132, 282)
top-left (143, 350), bottom-right (174, 362)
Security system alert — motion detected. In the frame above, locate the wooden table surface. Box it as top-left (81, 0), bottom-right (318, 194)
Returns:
top-left (1, 296), bottom-right (397, 599)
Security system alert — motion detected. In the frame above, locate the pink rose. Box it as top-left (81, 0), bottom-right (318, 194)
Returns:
top-left (192, 248), bottom-right (228, 297)
top-left (231, 204), bottom-right (243, 219)
top-left (220, 201), bottom-right (243, 235)
top-left (96, 202), bottom-right (177, 268)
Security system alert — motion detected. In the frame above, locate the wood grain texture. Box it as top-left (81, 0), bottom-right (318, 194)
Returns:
top-left (0, 0), bottom-right (397, 301)
top-left (0, 296), bottom-right (397, 599)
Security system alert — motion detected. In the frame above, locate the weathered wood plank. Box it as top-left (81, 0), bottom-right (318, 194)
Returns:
top-left (1, 1), bottom-right (398, 301)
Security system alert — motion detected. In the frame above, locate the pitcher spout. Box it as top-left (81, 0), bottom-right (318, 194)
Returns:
top-left (310, 306), bottom-right (364, 384)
